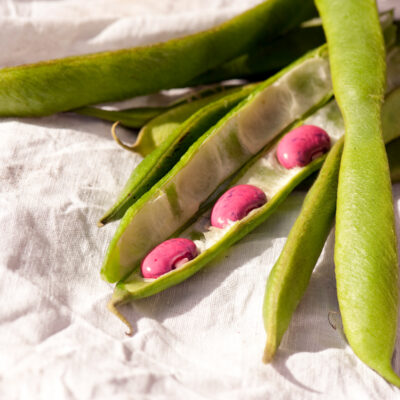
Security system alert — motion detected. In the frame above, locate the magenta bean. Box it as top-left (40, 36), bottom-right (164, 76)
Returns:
top-left (211, 184), bottom-right (267, 229)
top-left (141, 238), bottom-right (198, 279)
top-left (276, 124), bottom-right (331, 169)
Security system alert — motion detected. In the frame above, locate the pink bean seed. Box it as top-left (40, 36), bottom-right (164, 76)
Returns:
top-left (211, 184), bottom-right (267, 229)
top-left (276, 124), bottom-right (331, 169)
top-left (141, 238), bottom-right (198, 279)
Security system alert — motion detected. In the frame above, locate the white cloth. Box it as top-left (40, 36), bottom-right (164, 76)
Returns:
top-left (1, 1), bottom-right (400, 399)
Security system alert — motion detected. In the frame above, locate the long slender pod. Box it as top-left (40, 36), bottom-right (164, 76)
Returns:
top-left (0, 0), bottom-right (316, 117)
top-left (315, 0), bottom-right (400, 386)
top-left (263, 86), bottom-right (400, 363)
top-left (263, 136), bottom-right (342, 362)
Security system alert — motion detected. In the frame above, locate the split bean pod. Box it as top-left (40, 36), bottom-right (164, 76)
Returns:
top-left (108, 85), bottom-right (400, 336)
top-left (101, 45), bottom-right (332, 284)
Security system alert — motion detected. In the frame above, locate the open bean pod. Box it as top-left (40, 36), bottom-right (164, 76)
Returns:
top-left (104, 20), bottom-right (399, 336)
top-left (108, 93), bottom-right (341, 334)
top-left (101, 45), bottom-right (332, 284)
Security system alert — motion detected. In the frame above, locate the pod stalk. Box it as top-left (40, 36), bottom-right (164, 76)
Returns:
top-left (107, 290), bottom-right (134, 336)
top-left (378, 366), bottom-right (400, 388)
top-left (262, 342), bottom-right (276, 364)
top-left (111, 121), bottom-right (136, 153)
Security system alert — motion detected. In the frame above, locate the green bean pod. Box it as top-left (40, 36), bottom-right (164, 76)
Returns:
top-left (263, 85), bottom-right (400, 363)
top-left (189, 24), bottom-right (326, 86)
top-left (101, 45), bottom-right (332, 284)
top-left (131, 85), bottom-right (247, 156)
top-left (316, 0), bottom-right (400, 386)
top-left (192, 11), bottom-right (393, 86)
top-left (73, 84), bottom-right (236, 131)
top-left (0, 0), bottom-right (316, 117)
top-left (99, 84), bottom-right (257, 226)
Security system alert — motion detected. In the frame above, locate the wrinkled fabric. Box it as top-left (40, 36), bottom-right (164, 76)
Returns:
top-left (1, 1), bottom-right (400, 399)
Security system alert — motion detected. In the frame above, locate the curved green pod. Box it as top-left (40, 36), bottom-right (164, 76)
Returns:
top-left (0, 0), bottom-right (317, 117)
top-left (316, 0), bottom-right (400, 387)
top-left (99, 85), bottom-right (257, 226)
top-left (263, 85), bottom-right (400, 363)
top-left (131, 85), bottom-right (247, 156)
top-left (101, 46), bottom-right (333, 284)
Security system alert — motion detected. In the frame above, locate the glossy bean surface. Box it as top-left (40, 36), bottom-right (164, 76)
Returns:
top-left (141, 238), bottom-right (198, 279)
top-left (211, 184), bottom-right (267, 228)
top-left (276, 124), bottom-right (330, 168)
